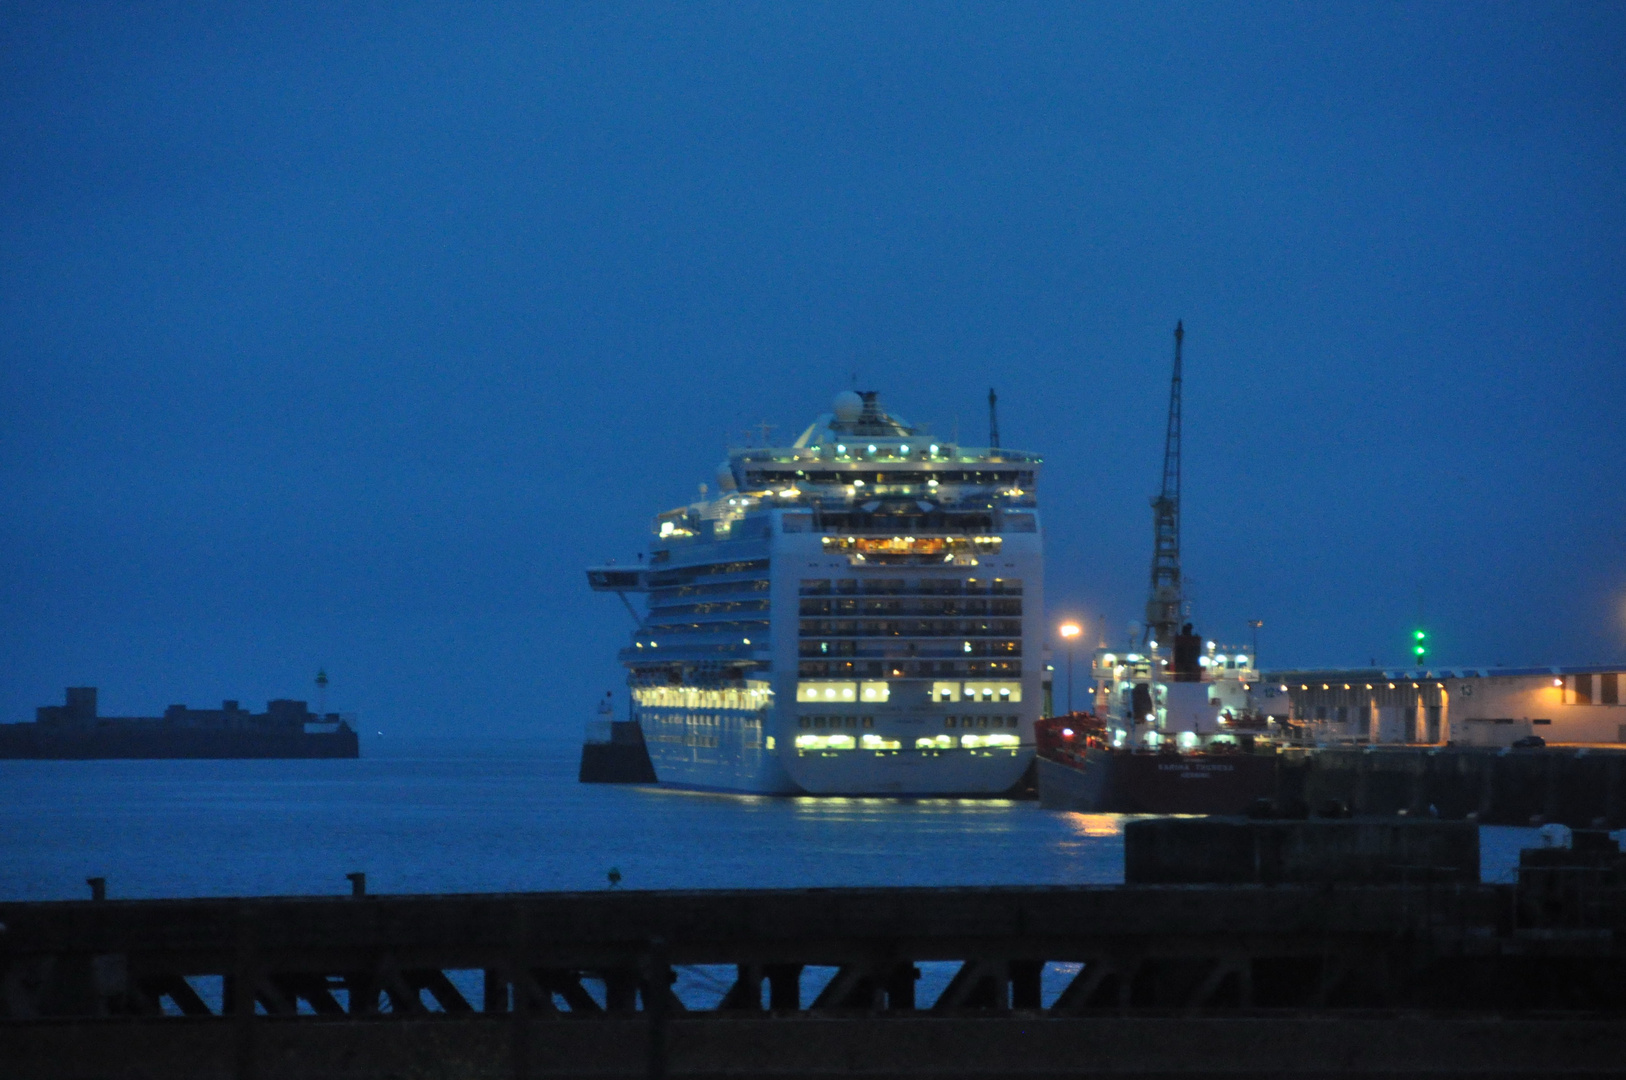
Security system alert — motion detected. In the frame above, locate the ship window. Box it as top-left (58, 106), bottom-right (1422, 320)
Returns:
top-left (862, 716), bottom-right (874, 728)
top-left (860, 681), bottom-right (891, 703)
top-left (932, 681), bottom-right (960, 702)
top-left (799, 717), bottom-right (810, 728)
top-left (795, 733), bottom-right (855, 751)
top-left (945, 716), bottom-right (957, 728)
top-left (835, 579), bottom-right (859, 594)
top-left (961, 732), bottom-right (1020, 749)
top-left (962, 681), bottom-right (1021, 703)
top-left (1574, 675), bottom-right (1593, 705)
top-left (991, 578), bottom-right (1024, 595)
top-left (1604, 674), bottom-right (1619, 705)
top-left (800, 579), bottom-right (831, 595)
top-left (813, 716), bottom-right (826, 728)
top-left (797, 681), bottom-right (858, 703)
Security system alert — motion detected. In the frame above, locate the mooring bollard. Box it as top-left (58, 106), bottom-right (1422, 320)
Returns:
top-left (346, 872), bottom-right (366, 897)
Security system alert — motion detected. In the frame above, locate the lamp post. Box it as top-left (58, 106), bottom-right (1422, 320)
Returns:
top-left (1058, 622), bottom-right (1082, 715)
top-left (1248, 621), bottom-right (1262, 672)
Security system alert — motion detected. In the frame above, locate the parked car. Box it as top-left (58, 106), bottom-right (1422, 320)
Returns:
top-left (1511, 735), bottom-right (1546, 749)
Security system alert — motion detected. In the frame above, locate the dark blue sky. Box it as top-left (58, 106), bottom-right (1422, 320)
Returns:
top-left (3, 3), bottom-right (1623, 738)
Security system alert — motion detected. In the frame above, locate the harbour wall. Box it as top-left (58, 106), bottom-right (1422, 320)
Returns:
top-left (1281, 746), bottom-right (1626, 826)
top-left (1123, 817), bottom-right (1478, 884)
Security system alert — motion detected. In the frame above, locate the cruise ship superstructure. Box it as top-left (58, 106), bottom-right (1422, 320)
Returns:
top-left (587, 391), bottom-right (1043, 795)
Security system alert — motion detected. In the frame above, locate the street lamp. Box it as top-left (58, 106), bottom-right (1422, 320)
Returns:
top-left (1248, 620), bottom-right (1263, 671)
top-left (1058, 622), bottom-right (1082, 715)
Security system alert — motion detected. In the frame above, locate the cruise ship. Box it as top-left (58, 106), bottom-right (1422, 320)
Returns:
top-left (587, 390), bottom-right (1043, 795)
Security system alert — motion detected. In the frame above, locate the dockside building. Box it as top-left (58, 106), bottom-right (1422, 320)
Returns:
top-left (1263, 666), bottom-right (1626, 747)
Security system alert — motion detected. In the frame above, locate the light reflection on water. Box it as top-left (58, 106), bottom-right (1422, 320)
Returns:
top-left (0, 737), bottom-right (1543, 903)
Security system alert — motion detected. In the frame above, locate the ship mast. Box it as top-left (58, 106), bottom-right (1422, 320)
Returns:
top-left (1144, 321), bottom-right (1183, 647)
top-left (988, 388), bottom-right (1000, 449)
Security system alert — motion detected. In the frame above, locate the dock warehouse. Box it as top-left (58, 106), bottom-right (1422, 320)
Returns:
top-left (1260, 666), bottom-right (1625, 747)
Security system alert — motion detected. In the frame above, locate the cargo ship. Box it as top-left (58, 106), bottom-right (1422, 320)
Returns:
top-left (0, 687), bottom-right (360, 759)
top-left (1036, 626), bottom-right (1282, 813)
top-left (1037, 323), bottom-right (1281, 814)
top-left (584, 389), bottom-right (1042, 795)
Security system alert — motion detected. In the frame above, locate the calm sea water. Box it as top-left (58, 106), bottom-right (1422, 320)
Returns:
top-left (0, 737), bottom-right (1542, 903)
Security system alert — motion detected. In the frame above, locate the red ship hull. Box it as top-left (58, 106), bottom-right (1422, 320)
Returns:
top-left (1038, 748), bottom-right (1278, 815)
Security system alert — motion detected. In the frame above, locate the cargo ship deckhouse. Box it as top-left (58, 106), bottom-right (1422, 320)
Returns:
top-left (587, 390), bottom-right (1043, 795)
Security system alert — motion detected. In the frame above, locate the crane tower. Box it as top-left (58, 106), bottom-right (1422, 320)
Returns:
top-left (1144, 321), bottom-right (1184, 646)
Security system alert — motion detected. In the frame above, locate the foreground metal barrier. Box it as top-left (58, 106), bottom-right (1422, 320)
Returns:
top-left (5, 878), bottom-right (1626, 1076)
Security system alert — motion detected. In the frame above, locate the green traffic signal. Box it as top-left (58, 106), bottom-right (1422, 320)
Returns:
top-left (1412, 628), bottom-right (1428, 661)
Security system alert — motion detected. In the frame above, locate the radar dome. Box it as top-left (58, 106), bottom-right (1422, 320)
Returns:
top-left (832, 390), bottom-right (864, 423)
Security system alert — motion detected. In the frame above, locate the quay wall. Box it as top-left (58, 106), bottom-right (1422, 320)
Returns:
top-left (1282, 746), bottom-right (1626, 825)
top-left (1123, 818), bottom-right (1478, 884)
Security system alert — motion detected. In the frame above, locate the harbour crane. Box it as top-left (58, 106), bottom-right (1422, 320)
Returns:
top-left (1145, 321), bottom-right (1184, 647)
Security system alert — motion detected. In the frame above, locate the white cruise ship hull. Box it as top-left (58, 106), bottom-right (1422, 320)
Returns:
top-left (637, 702), bottom-right (1033, 795)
